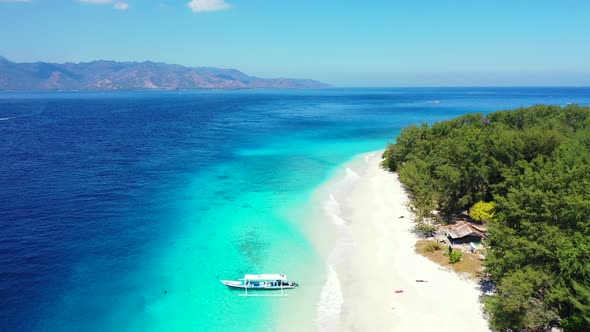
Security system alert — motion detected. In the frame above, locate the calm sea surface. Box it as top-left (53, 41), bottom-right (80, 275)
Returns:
top-left (1, 88), bottom-right (589, 331)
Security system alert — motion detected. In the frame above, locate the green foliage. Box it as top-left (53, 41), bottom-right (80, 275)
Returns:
top-left (447, 250), bottom-right (462, 264)
top-left (469, 201), bottom-right (496, 222)
top-left (423, 241), bottom-right (442, 253)
top-left (383, 105), bottom-right (590, 331)
top-left (483, 268), bottom-right (556, 331)
top-left (562, 315), bottom-right (590, 332)
top-left (563, 281), bottom-right (590, 331)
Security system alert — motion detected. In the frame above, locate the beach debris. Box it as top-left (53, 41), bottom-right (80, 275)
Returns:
top-left (395, 290), bottom-right (404, 293)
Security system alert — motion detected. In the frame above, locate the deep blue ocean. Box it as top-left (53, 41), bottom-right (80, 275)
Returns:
top-left (1, 88), bottom-right (590, 331)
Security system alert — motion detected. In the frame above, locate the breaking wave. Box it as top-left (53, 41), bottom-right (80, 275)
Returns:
top-left (315, 162), bottom-right (364, 331)
top-left (315, 265), bottom-right (344, 331)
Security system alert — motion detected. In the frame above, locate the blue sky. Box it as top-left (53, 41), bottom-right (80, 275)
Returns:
top-left (0, 0), bottom-right (589, 86)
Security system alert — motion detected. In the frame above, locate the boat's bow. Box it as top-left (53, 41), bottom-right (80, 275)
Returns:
top-left (220, 280), bottom-right (244, 288)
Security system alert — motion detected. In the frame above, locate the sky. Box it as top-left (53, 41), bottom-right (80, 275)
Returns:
top-left (0, 0), bottom-right (589, 86)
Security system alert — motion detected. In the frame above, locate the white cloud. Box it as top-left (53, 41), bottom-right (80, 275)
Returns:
top-left (78, 0), bottom-right (131, 10)
top-left (113, 1), bottom-right (129, 10)
top-left (187, 0), bottom-right (230, 13)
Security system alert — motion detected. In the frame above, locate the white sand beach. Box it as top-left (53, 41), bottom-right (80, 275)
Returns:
top-left (311, 151), bottom-right (490, 332)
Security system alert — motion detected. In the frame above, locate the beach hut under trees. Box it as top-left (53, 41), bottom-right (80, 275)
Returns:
top-left (446, 221), bottom-right (485, 245)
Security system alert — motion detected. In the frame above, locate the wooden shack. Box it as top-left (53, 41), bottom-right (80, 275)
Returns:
top-left (447, 220), bottom-right (485, 245)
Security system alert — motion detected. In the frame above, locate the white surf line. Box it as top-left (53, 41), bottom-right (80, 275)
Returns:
top-left (315, 160), bottom-right (365, 332)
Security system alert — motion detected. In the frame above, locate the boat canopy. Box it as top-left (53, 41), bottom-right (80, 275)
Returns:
top-left (243, 274), bottom-right (287, 281)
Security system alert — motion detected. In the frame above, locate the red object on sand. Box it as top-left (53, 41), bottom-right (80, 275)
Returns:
top-left (395, 290), bottom-right (404, 293)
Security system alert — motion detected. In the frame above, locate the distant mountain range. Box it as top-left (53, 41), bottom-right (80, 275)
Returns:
top-left (0, 57), bottom-right (331, 90)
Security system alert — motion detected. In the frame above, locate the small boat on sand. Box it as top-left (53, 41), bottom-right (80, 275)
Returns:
top-left (221, 273), bottom-right (299, 296)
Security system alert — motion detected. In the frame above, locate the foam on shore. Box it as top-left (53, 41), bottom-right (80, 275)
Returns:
top-left (313, 156), bottom-right (370, 331)
top-left (310, 151), bottom-right (490, 332)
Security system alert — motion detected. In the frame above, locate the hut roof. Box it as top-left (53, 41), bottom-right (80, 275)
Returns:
top-left (447, 221), bottom-right (485, 240)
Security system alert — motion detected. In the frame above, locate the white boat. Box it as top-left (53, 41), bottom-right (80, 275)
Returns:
top-left (220, 273), bottom-right (298, 296)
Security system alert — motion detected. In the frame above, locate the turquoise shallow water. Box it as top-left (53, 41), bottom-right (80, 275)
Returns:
top-left (1, 88), bottom-right (590, 331)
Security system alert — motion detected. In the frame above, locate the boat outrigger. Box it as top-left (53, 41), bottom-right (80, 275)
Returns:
top-left (220, 273), bottom-right (299, 296)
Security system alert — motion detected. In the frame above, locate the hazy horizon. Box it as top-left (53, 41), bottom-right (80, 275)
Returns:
top-left (1, 0), bottom-right (589, 86)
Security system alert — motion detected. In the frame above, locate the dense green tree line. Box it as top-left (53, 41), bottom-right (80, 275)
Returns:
top-left (382, 105), bottom-right (590, 331)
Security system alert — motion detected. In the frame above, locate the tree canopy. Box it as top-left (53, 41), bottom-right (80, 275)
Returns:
top-left (382, 105), bottom-right (590, 331)
top-left (469, 201), bottom-right (496, 222)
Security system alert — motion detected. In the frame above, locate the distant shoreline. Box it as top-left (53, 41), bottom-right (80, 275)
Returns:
top-left (0, 57), bottom-right (332, 90)
top-left (0, 87), bottom-right (335, 93)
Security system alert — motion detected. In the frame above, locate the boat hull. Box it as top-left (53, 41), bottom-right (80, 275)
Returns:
top-left (220, 280), bottom-right (297, 290)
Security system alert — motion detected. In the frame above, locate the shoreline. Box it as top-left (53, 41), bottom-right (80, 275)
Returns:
top-left (309, 151), bottom-right (489, 331)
